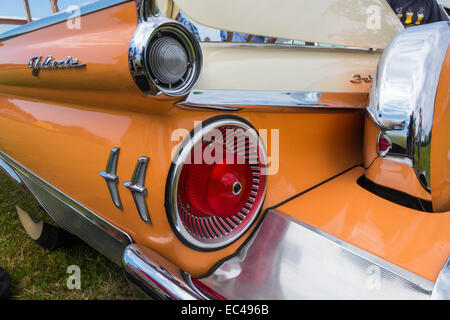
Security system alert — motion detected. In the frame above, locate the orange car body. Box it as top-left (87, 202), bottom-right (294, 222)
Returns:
top-left (0, 0), bottom-right (448, 299)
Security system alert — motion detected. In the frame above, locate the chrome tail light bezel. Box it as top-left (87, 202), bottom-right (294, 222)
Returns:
top-left (165, 116), bottom-right (268, 251)
top-left (129, 0), bottom-right (203, 97)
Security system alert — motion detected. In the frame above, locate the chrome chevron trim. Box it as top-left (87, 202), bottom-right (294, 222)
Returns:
top-left (178, 90), bottom-right (368, 110)
top-left (99, 147), bottom-right (122, 209)
top-left (0, 150), bottom-right (132, 265)
top-left (200, 209), bottom-right (435, 299)
top-left (0, 0), bottom-right (132, 41)
top-left (124, 157), bottom-right (151, 224)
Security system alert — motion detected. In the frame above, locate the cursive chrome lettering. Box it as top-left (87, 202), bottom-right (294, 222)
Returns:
top-left (28, 55), bottom-right (86, 76)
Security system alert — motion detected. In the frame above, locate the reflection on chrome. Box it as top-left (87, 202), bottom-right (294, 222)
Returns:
top-left (200, 210), bottom-right (435, 299)
top-left (367, 22), bottom-right (450, 191)
top-left (175, 9), bottom-right (343, 48)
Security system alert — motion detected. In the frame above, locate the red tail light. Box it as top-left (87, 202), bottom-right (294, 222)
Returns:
top-left (166, 117), bottom-right (267, 250)
top-left (377, 131), bottom-right (392, 157)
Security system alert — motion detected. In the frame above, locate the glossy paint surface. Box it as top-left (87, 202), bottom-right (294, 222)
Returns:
top-left (0, 93), bottom-right (364, 275)
top-left (431, 47), bottom-right (450, 212)
top-left (279, 167), bottom-right (450, 281)
top-left (366, 157), bottom-right (432, 201)
top-left (0, 1), bottom-right (366, 276)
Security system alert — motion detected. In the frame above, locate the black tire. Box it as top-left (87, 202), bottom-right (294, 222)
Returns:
top-left (0, 267), bottom-right (10, 300)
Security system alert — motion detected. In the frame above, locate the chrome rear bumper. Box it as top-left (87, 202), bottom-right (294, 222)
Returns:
top-left (199, 210), bottom-right (439, 300)
top-left (122, 244), bottom-right (207, 300)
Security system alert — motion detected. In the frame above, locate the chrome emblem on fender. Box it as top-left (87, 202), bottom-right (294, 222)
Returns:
top-left (28, 55), bottom-right (86, 76)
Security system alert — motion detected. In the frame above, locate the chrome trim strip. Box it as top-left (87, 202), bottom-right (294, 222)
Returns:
top-left (0, 150), bottom-right (132, 265)
top-left (0, 0), bottom-right (132, 41)
top-left (99, 147), bottom-right (122, 209)
top-left (122, 244), bottom-right (206, 300)
top-left (178, 90), bottom-right (367, 110)
top-left (200, 209), bottom-right (435, 299)
top-left (124, 156), bottom-right (151, 224)
top-left (431, 257), bottom-right (450, 300)
top-left (199, 41), bottom-right (375, 52)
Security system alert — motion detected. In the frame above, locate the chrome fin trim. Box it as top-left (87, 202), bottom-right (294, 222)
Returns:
top-left (199, 209), bottom-right (435, 299)
top-left (99, 147), bottom-right (122, 209)
top-left (124, 156), bottom-right (151, 224)
top-left (0, 0), bottom-right (132, 42)
top-left (0, 150), bottom-right (132, 265)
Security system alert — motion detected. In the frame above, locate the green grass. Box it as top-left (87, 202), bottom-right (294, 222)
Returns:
top-left (0, 174), bottom-right (133, 300)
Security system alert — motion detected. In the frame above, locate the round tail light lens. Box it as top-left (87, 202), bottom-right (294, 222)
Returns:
top-left (166, 117), bottom-right (267, 251)
top-left (144, 24), bottom-right (202, 97)
top-left (148, 36), bottom-right (188, 85)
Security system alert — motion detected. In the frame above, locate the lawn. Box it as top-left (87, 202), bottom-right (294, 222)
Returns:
top-left (0, 173), bottom-right (133, 300)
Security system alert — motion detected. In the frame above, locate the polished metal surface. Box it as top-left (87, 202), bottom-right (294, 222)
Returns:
top-left (99, 147), bottom-right (122, 209)
top-left (200, 209), bottom-right (435, 299)
top-left (431, 257), bottom-right (450, 300)
top-left (178, 90), bottom-right (368, 110)
top-left (0, 150), bottom-right (132, 265)
top-left (166, 118), bottom-right (267, 251)
top-left (28, 55), bottom-right (86, 76)
top-left (122, 244), bottom-right (206, 300)
top-left (0, 0), bottom-right (132, 41)
top-left (124, 156), bottom-right (151, 224)
top-left (181, 90), bottom-right (322, 108)
top-left (128, 0), bottom-right (202, 97)
top-left (367, 22), bottom-right (450, 191)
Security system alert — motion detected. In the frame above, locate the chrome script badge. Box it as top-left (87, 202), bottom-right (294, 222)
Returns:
top-left (28, 55), bottom-right (86, 76)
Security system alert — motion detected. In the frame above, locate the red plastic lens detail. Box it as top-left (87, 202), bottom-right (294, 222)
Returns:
top-left (377, 133), bottom-right (391, 153)
top-left (191, 277), bottom-right (227, 300)
top-left (177, 125), bottom-right (266, 240)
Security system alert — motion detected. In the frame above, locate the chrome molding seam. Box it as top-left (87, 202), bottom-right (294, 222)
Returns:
top-left (0, 150), bottom-right (132, 265)
top-left (0, 0), bottom-right (132, 42)
top-left (367, 22), bottom-right (450, 191)
top-left (122, 244), bottom-right (207, 300)
top-left (0, 156), bottom-right (57, 227)
top-left (431, 257), bottom-right (450, 300)
top-left (199, 210), bottom-right (436, 300)
top-left (178, 90), bottom-right (368, 111)
top-left (129, 0), bottom-right (202, 96)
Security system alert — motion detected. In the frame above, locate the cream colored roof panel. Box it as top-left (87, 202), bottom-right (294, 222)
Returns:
top-left (174, 0), bottom-right (404, 49)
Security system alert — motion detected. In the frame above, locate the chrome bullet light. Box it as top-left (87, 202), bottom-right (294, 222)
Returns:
top-left (129, 0), bottom-right (202, 97)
